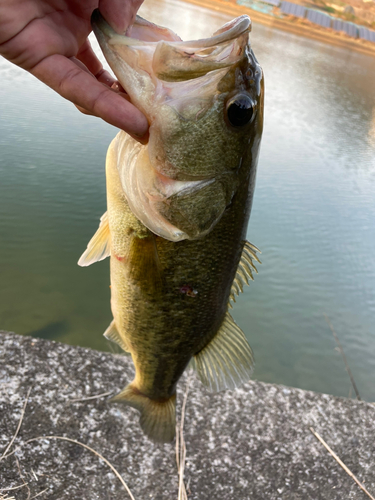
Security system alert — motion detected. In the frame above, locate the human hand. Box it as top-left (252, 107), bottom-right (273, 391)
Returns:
top-left (0, 0), bottom-right (149, 141)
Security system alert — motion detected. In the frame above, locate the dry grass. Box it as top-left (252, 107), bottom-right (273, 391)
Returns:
top-left (0, 387), bottom-right (136, 500)
top-left (310, 427), bottom-right (375, 499)
top-left (1, 382), bottom-right (195, 500)
top-left (0, 489), bottom-right (48, 500)
top-left (0, 494), bottom-right (16, 500)
top-left (0, 388), bottom-right (31, 463)
top-left (14, 455), bottom-right (30, 500)
top-left (68, 391), bottom-right (113, 403)
top-left (29, 490), bottom-right (48, 500)
top-left (24, 436), bottom-right (136, 500)
top-left (2, 376), bottom-right (375, 500)
top-left (176, 374), bottom-right (192, 500)
top-left (0, 489), bottom-right (47, 500)
top-left (324, 313), bottom-right (361, 400)
top-left (0, 484), bottom-right (28, 493)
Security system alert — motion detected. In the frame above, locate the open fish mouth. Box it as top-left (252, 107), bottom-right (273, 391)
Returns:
top-left (91, 10), bottom-right (252, 119)
top-left (92, 11), bottom-right (259, 241)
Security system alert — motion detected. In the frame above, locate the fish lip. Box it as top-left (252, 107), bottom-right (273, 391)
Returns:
top-left (91, 9), bottom-right (112, 38)
top-left (91, 9), bottom-right (253, 115)
top-left (91, 9), bottom-right (251, 47)
top-left (91, 9), bottom-right (127, 41)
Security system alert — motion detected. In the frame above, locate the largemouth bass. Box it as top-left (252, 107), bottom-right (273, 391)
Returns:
top-left (79, 10), bottom-right (264, 443)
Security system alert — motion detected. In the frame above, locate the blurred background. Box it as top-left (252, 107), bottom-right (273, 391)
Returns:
top-left (0, 0), bottom-right (374, 400)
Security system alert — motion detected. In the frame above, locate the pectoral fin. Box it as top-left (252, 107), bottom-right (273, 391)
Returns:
top-left (78, 212), bottom-right (111, 267)
top-left (194, 312), bottom-right (254, 392)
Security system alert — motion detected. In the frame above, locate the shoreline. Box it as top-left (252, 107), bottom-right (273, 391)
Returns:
top-left (181, 0), bottom-right (375, 57)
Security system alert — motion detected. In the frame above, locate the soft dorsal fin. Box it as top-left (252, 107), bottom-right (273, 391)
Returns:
top-left (78, 212), bottom-right (111, 267)
top-left (229, 240), bottom-right (261, 306)
top-left (194, 312), bottom-right (254, 392)
top-left (103, 319), bottom-right (130, 353)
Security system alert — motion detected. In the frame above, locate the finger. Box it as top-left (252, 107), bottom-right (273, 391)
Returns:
top-left (75, 87), bottom-right (130, 115)
top-left (72, 49), bottom-right (118, 90)
top-left (32, 54), bottom-right (149, 139)
top-left (71, 57), bottom-right (130, 98)
top-left (76, 104), bottom-right (94, 116)
top-left (110, 81), bottom-right (127, 95)
top-left (76, 40), bottom-right (115, 88)
top-left (71, 56), bottom-right (130, 115)
top-left (99, 0), bottom-right (144, 34)
top-left (77, 40), bottom-right (103, 76)
top-left (49, 56), bottom-right (99, 116)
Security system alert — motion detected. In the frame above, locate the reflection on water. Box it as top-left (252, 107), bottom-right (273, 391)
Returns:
top-left (26, 320), bottom-right (70, 340)
top-left (1, 0), bottom-right (375, 400)
top-left (368, 108), bottom-right (375, 147)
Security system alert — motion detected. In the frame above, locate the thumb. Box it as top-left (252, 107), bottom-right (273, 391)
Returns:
top-left (98, 0), bottom-right (144, 34)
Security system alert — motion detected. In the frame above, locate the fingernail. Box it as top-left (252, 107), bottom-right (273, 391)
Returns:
top-left (132, 130), bottom-right (149, 145)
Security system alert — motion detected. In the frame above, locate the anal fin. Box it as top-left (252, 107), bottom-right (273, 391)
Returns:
top-left (194, 312), bottom-right (254, 393)
top-left (78, 212), bottom-right (111, 267)
top-left (104, 320), bottom-right (130, 353)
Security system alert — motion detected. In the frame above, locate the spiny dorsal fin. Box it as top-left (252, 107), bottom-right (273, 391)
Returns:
top-left (194, 312), bottom-right (254, 392)
top-left (103, 319), bottom-right (130, 353)
top-left (229, 240), bottom-right (261, 303)
top-left (78, 212), bottom-right (111, 267)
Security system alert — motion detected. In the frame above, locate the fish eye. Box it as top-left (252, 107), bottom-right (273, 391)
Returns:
top-left (226, 94), bottom-right (255, 127)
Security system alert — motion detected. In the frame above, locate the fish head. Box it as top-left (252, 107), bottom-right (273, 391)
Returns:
top-left (92, 11), bottom-right (264, 241)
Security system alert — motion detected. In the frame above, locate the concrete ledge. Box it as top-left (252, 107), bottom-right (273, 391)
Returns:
top-left (1, 331), bottom-right (374, 499)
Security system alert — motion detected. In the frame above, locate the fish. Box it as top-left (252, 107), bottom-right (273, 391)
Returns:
top-left (79, 10), bottom-right (264, 443)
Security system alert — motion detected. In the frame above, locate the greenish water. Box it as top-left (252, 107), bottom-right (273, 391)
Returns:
top-left (1, 0), bottom-right (375, 400)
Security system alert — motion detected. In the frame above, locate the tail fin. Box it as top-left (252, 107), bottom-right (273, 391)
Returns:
top-left (111, 383), bottom-right (176, 443)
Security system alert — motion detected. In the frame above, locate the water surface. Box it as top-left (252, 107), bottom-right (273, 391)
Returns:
top-left (1, 0), bottom-right (374, 400)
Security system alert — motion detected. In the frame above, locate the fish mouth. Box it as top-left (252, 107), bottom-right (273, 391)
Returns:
top-left (91, 9), bottom-right (251, 47)
top-left (91, 10), bottom-right (251, 114)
